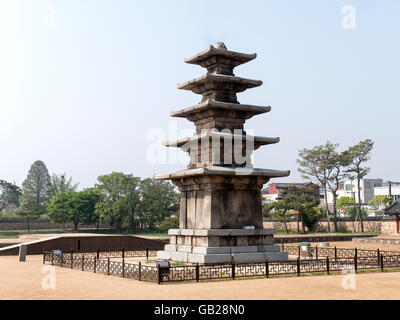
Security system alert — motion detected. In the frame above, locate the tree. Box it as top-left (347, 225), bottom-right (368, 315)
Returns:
top-left (48, 189), bottom-right (100, 230)
top-left (297, 141), bottom-right (338, 233)
top-left (0, 180), bottom-right (20, 217)
top-left (369, 195), bottom-right (392, 215)
top-left (284, 185), bottom-right (322, 233)
top-left (269, 186), bottom-right (321, 233)
top-left (326, 150), bottom-right (352, 232)
top-left (337, 196), bottom-right (356, 209)
top-left (138, 178), bottom-right (179, 231)
top-left (345, 139), bottom-right (374, 233)
top-left (19, 160), bottom-right (51, 230)
top-left (337, 196), bottom-right (367, 232)
top-left (95, 172), bottom-right (141, 231)
top-left (70, 188), bottom-right (100, 230)
top-left (48, 173), bottom-right (79, 198)
top-left (159, 216), bottom-right (179, 233)
top-left (263, 193), bottom-right (292, 233)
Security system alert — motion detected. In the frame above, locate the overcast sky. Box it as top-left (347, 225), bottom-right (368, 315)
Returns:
top-left (0, 0), bottom-right (399, 189)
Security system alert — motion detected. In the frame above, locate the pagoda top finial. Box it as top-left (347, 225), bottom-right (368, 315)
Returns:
top-left (215, 42), bottom-right (227, 51)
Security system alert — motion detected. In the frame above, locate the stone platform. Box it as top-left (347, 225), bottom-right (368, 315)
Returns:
top-left (157, 228), bottom-right (288, 264)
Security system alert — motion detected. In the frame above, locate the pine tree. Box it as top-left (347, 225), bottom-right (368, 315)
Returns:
top-left (19, 160), bottom-right (51, 230)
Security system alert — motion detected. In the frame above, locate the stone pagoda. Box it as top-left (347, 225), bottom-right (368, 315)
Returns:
top-left (156, 42), bottom-right (290, 264)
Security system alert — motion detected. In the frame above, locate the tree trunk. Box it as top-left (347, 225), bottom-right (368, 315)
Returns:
top-left (300, 211), bottom-right (306, 234)
top-left (130, 212), bottom-right (136, 233)
top-left (324, 185), bottom-right (332, 233)
top-left (96, 219), bottom-right (100, 230)
top-left (283, 220), bottom-right (289, 233)
top-left (296, 214), bottom-right (300, 233)
top-left (357, 177), bottom-right (364, 233)
top-left (73, 221), bottom-right (78, 231)
top-left (331, 190), bottom-right (338, 232)
top-left (27, 219), bottom-right (30, 232)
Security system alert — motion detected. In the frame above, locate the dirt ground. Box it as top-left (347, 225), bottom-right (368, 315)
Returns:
top-left (2, 254), bottom-right (400, 300)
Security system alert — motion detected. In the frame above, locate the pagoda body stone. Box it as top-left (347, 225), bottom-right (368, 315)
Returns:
top-left (156, 43), bottom-right (290, 264)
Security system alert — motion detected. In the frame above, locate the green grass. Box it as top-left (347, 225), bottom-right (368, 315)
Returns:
top-left (0, 228), bottom-right (168, 239)
top-left (274, 229), bottom-right (379, 236)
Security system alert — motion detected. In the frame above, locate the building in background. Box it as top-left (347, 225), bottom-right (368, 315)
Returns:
top-left (327, 178), bottom-right (383, 205)
top-left (374, 182), bottom-right (400, 202)
top-left (262, 182), bottom-right (320, 204)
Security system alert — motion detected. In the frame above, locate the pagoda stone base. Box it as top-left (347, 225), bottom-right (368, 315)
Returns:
top-left (157, 228), bottom-right (288, 264)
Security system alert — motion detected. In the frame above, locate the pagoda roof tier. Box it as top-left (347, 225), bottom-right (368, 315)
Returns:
top-left (177, 73), bottom-right (262, 95)
top-left (184, 43), bottom-right (257, 70)
top-left (163, 131), bottom-right (279, 151)
top-left (171, 99), bottom-right (271, 119)
top-left (155, 166), bottom-right (290, 181)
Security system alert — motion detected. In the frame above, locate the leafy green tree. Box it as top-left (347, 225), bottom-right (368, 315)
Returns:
top-left (0, 180), bottom-right (20, 217)
top-left (369, 195), bottom-right (392, 215)
top-left (95, 172), bottom-right (141, 231)
top-left (19, 160), bottom-right (51, 230)
top-left (159, 216), bottom-right (179, 232)
top-left (263, 194), bottom-right (292, 233)
top-left (138, 178), bottom-right (179, 231)
top-left (48, 173), bottom-right (79, 198)
top-left (47, 191), bottom-right (70, 229)
top-left (284, 186), bottom-right (322, 233)
top-left (345, 139), bottom-right (374, 233)
top-left (297, 141), bottom-right (338, 233)
top-left (48, 189), bottom-right (100, 230)
top-left (337, 196), bottom-right (356, 209)
top-left (269, 186), bottom-right (321, 233)
top-left (337, 196), bottom-right (369, 232)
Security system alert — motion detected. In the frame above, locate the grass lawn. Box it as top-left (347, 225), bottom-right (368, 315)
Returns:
top-left (0, 228), bottom-right (168, 239)
top-left (0, 227), bottom-right (378, 240)
top-left (274, 229), bottom-right (378, 236)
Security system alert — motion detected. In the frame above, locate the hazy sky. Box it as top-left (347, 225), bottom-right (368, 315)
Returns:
top-left (0, 0), bottom-right (399, 189)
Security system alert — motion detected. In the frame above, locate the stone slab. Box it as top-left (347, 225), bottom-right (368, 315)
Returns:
top-left (181, 229), bottom-right (194, 236)
top-left (156, 166), bottom-right (291, 181)
top-left (171, 251), bottom-right (189, 263)
top-left (188, 253), bottom-right (232, 264)
top-left (230, 246), bottom-right (258, 253)
top-left (257, 245), bottom-right (280, 252)
top-left (164, 244), bottom-right (177, 252)
top-left (157, 251), bottom-right (171, 260)
top-left (193, 229), bottom-right (231, 236)
top-left (168, 229), bottom-right (181, 236)
top-left (232, 252), bottom-right (268, 263)
top-left (192, 246), bottom-right (231, 254)
top-left (177, 245), bottom-right (193, 253)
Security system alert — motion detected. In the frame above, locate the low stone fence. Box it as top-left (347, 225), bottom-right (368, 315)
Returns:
top-left (0, 235), bottom-right (167, 256)
top-left (0, 219), bottom-right (110, 231)
top-left (264, 217), bottom-right (397, 234)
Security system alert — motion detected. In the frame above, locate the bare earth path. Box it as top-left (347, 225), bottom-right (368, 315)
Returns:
top-left (1, 255), bottom-right (400, 300)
